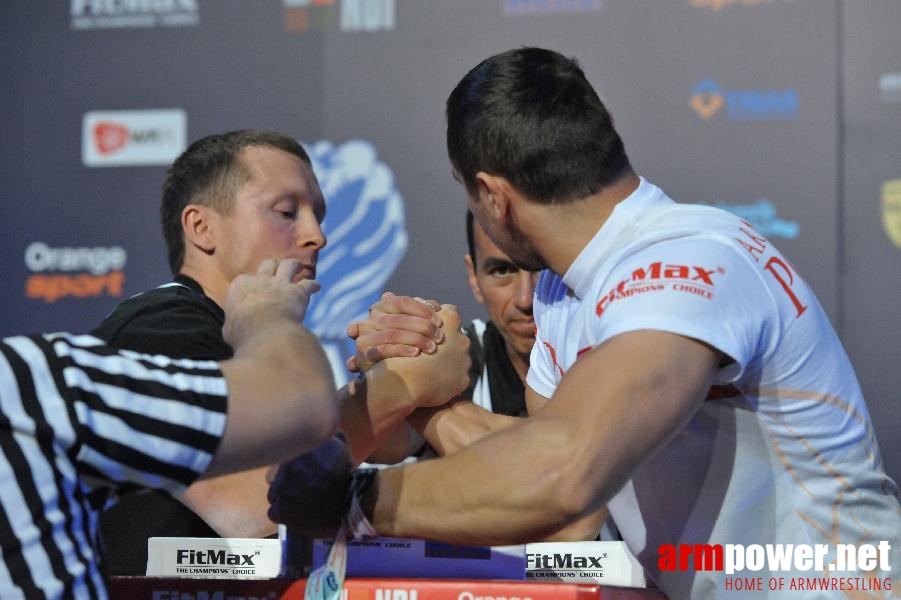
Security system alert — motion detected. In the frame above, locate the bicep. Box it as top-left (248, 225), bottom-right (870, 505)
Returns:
top-left (540, 329), bottom-right (722, 508)
top-left (210, 342), bottom-right (337, 477)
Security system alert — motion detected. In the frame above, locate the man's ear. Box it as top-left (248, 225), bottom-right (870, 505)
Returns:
top-left (474, 172), bottom-right (511, 222)
top-left (464, 254), bottom-right (485, 305)
top-left (182, 204), bottom-right (216, 254)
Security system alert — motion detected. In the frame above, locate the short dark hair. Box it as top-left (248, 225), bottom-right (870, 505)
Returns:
top-left (160, 129), bottom-right (311, 274)
top-left (446, 47), bottom-right (631, 205)
top-left (465, 209), bottom-right (476, 266)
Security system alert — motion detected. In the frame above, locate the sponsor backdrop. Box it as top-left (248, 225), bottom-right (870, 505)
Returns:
top-left (1, 1), bottom-right (898, 480)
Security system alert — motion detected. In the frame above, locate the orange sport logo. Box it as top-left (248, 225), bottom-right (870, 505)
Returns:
top-left (24, 242), bottom-right (127, 303)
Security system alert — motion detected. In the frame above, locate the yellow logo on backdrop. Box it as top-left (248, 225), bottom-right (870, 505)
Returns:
top-left (882, 179), bottom-right (901, 248)
top-left (690, 79), bottom-right (725, 119)
top-left (691, 92), bottom-right (724, 119)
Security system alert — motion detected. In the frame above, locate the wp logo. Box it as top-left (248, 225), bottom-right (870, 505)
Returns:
top-left (93, 122), bottom-right (129, 155)
top-left (690, 79), bottom-right (798, 121)
top-left (82, 109), bottom-right (186, 167)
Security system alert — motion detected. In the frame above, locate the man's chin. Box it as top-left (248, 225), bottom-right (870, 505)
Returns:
top-left (508, 320), bottom-right (537, 338)
top-left (513, 339), bottom-right (537, 358)
top-left (505, 330), bottom-right (537, 355)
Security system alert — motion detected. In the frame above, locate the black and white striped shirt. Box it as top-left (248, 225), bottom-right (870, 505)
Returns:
top-left (0, 333), bottom-right (229, 599)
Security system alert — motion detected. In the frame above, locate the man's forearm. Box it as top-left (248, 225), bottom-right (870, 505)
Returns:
top-left (338, 362), bottom-right (420, 465)
top-left (366, 421), bottom-right (427, 465)
top-left (213, 322), bottom-right (338, 476)
top-left (339, 325), bottom-right (471, 465)
top-left (367, 414), bottom-right (586, 546)
top-left (407, 399), bottom-right (519, 456)
top-left (360, 331), bottom-right (719, 546)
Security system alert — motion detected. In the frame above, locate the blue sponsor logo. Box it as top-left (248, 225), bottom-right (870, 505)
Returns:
top-left (691, 78), bottom-right (799, 121)
top-left (880, 71), bottom-right (901, 103)
top-left (302, 139), bottom-right (408, 384)
top-left (709, 199), bottom-right (800, 239)
top-left (503, 0), bottom-right (604, 16)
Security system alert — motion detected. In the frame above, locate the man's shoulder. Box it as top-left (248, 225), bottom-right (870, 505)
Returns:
top-left (534, 269), bottom-right (571, 315)
top-left (94, 283), bottom-right (220, 332)
top-left (92, 283), bottom-right (230, 360)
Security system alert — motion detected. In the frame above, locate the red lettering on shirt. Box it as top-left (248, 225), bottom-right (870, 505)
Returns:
top-left (595, 261), bottom-right (721, 317)
top-left (543, 340), bottom-right (565, 378)
top-left (764, 256), bottom-right (808, 318)
top-left (734, 221), bottom-right (807, 318)
top-left (735, 222), bottom-right (767, 263)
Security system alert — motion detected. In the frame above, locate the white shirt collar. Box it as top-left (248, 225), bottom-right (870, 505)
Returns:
top-left (561, 177), bottom-right (672, 300)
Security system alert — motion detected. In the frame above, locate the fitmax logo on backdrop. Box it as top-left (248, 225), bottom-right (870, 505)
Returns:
top-left (283, 0), bottom-right (394, 33)
top-left (690, 79), bottom-right (799, 121)
top-left (70, 0), bottom-right (199, 30)
top-left (82, 109), bottom-right (186, 167)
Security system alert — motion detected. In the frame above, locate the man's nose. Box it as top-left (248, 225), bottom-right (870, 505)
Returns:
top-left (514, 272), bottom-right (537, 311)
top-left (297, 215), bottom-right (326, 250)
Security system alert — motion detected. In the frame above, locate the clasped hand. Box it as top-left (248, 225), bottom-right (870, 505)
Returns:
top-left (348, 292), bottom-right (471, 409)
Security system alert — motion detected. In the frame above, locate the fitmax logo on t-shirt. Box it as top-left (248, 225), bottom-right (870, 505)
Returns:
top-left (595, 261), bottom-right (724, 317)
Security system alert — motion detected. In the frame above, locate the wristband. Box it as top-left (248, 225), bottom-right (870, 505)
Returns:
top-left (304, 468), bottom-right (377, 600)
top-left (345, 468), bottom-right (379, 540)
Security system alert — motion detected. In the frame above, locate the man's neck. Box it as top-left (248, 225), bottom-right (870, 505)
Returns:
top-left (178, 264), bottom-right (228, 309)
top-left (527, 171), bottom-right (641, 277)
top-left (505, 342), bottom-right (531, 385)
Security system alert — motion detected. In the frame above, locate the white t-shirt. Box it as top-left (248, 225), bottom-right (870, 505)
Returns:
top-left (468, 319), bottom-right (494, 412)
top-left (527, 178), bottom-right (901, 598)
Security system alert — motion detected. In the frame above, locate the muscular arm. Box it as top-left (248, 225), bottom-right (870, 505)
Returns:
top-left (194, 308), bottom-right (466, 536)
top-left (164, 313), bottom-right (335, 538)
top-left (405, 385), bottom-right (547, 458)
top-left (206, 285), bottom-right (338, 476)
top-left (406, 399), bottom-right (519, 456)
top-left (404, 384), bottom-right (605, 541)
top-left (363, 329), bottom-right (721, 545)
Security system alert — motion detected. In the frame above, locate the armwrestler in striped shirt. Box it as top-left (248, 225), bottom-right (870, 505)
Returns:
top-left (0, 260), bottom-right (335, 600)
